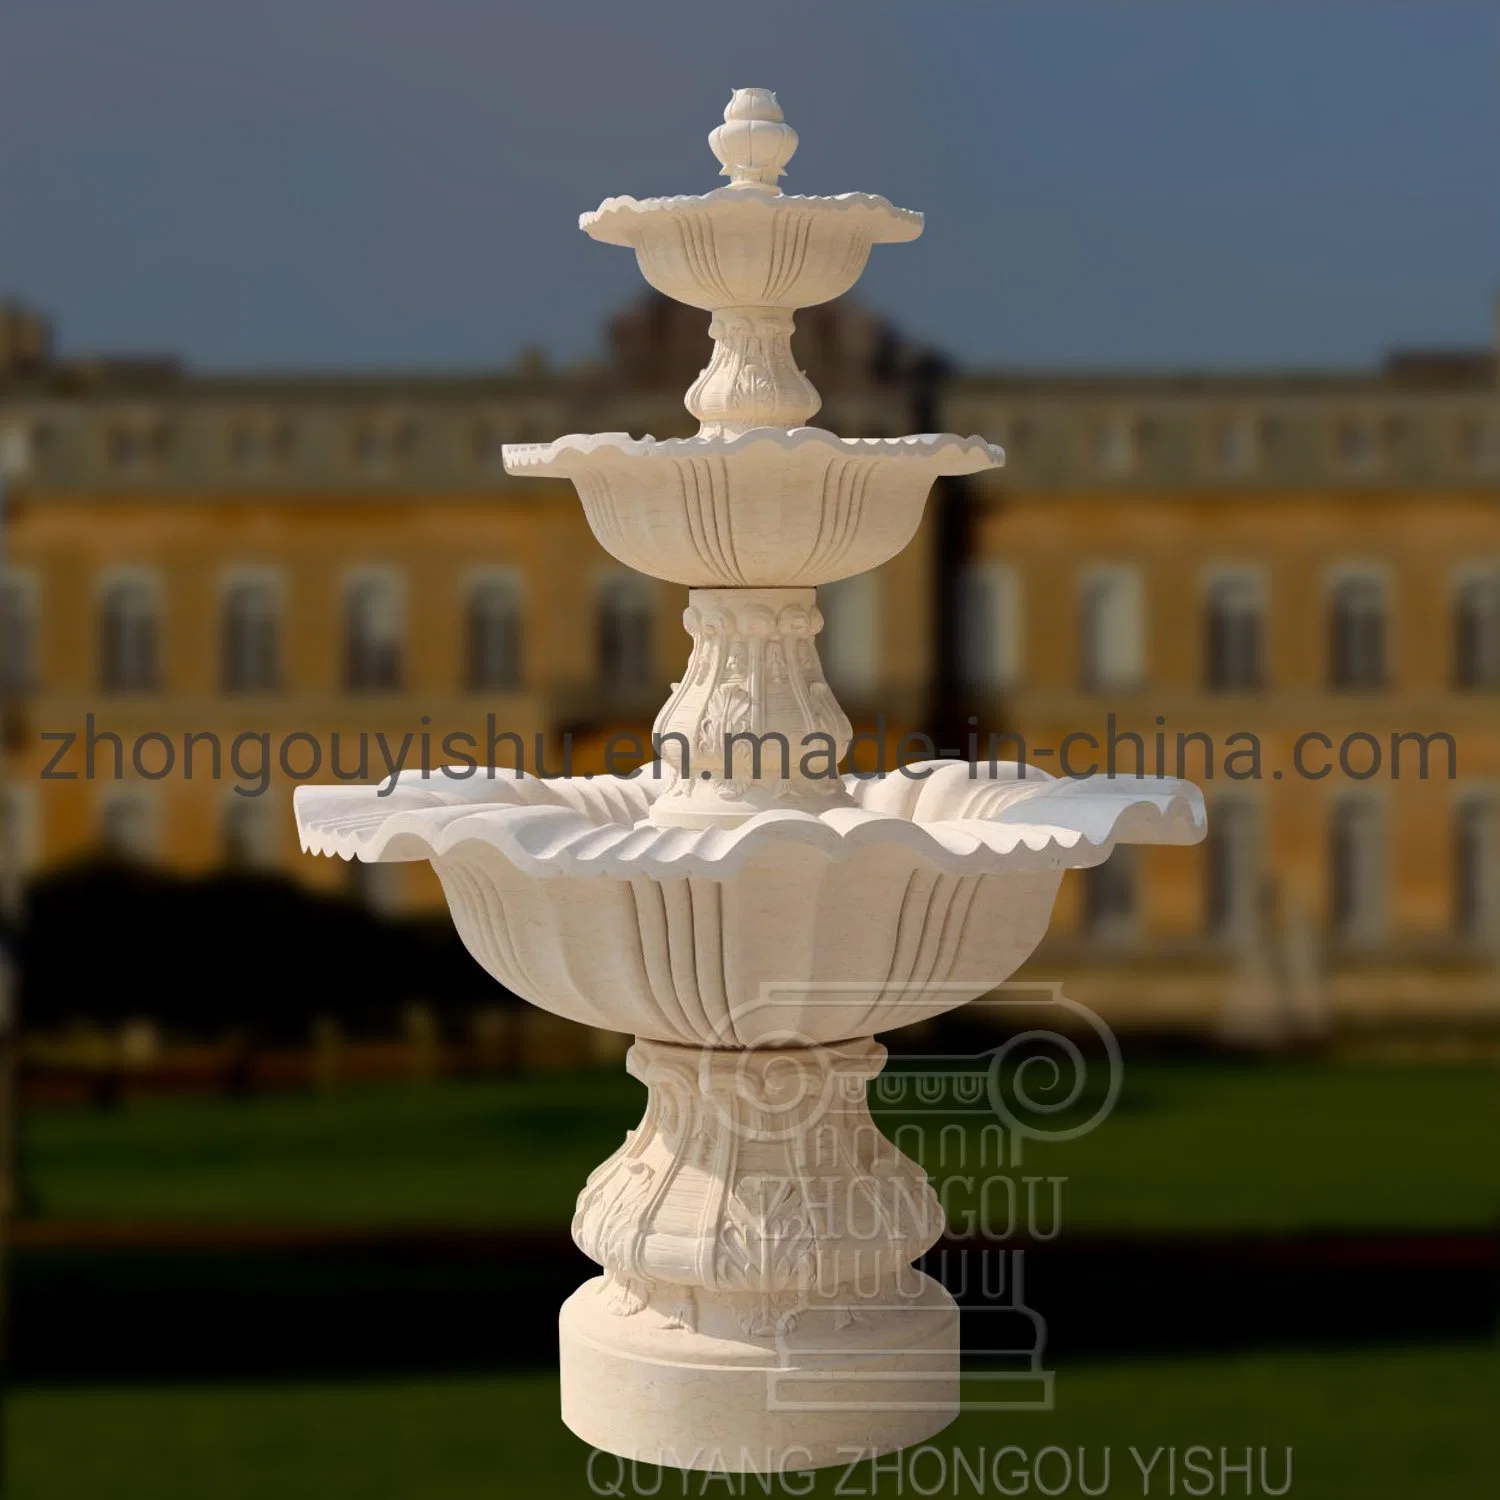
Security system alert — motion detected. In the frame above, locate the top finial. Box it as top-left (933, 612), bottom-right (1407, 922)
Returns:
top-left (708, 88), bottom-right (798, 191)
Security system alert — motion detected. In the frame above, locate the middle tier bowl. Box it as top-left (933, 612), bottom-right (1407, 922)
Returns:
top-left (502, 427), bottom-right (1004, 587)
top-left (295, 760), bottom-right (1204, 1049)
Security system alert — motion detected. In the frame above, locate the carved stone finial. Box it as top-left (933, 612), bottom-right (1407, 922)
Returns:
top-left (708, 87), bottom-right (798, 191)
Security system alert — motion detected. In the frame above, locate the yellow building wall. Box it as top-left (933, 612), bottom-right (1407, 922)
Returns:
top-left (6, 482), bottom-right (693, 910)
top-left (972, 483), bottom-right (1499, 946)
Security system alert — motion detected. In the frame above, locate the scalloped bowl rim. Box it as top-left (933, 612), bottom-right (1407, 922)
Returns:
top-left (295, 765), bottom-right (1205, 882)
top-left (581, 186), bottom-right (923, 246)
top-left (501, 427), bottom-right (1005, 476)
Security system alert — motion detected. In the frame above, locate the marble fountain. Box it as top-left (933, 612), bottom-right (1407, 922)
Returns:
top-left (295, 88), bottom-right (1205, 1472)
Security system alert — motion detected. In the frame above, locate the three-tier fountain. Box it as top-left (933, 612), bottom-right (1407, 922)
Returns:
top-left (296, 89), bottom-right (1204, 1473)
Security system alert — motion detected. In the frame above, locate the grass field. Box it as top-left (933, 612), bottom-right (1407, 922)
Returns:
top-left (20, 1059), bottom-right (1500, 1231)
top-left (10, 1058), bottom-right (1498, 1497)
top-left (10, 1341), bottom-right (1498, 1499)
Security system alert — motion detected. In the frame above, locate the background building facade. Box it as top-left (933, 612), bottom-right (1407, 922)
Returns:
top-left (3, 294), bottom-right (1497, 1035)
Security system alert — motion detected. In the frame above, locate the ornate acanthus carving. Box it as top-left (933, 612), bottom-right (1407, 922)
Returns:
top-left (686, 306), bottom-right (820, 436)
top-left (572, 1037), bottom-right (946, 1338)
top-left (652, 587), bottom-right (854, 827)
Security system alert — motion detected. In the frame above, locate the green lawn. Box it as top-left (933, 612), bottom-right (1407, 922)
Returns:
top-left (10, 1342), bottom-right (1498, 1499)
top-left (20, 1060), bottom-right (1500, 1232)
top-left (890, 1060), bottom-right (1500, 1233)
top-left (21, 1071), bottom-right (640, 1228)
top-left (12, 1063), bottom-right (1499, 1498)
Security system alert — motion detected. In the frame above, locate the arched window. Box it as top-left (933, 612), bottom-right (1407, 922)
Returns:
top-left (351, 418), bottom-right (416, 479)
top-left (1454, 795), bottom-right (1496, 941)
top-left (473, 421), bottom-right (509, 475)
top-left (1203, 572), bottom-right (1264, 691)
top-left (221, 576), bottom-right (280, 693)
top-left (99, 575), bottom-right (160, 692)
top-left (1080, 565), bottom-right (1144, 691)
top-left (1453, 571), bottom-right (1500, 690)
top-left (818, 573), bottom-right (881, 700)
top-left (105, 416), bottom-right (169, 477)
top-left (1334, 418), bottom-right (1380, 476)
top-left (1328, 573), bottom-right (1386, 690)
top-left (228, 418), bottom-right (293, 477)
top-left (1092, 414), bottom-right (1141, 477)
top-left (1082, 847), bottom-right (1138, 942)
top-left (98, 791), bottom-right (156, 863)
top-left (1206, 798), bottom-right (1261, 940)
top-left (466, 572), bottom-right (524, 691)
top-left (344, 573), bottom-right (404, 692)
top-left (1209, 416), bottom-right (1260, 477)
top-left (223, 795), bottom-right (277, 870)
top-left (1456, 416), bottom-right (1500, 475)
top-left (0, 568), bottom-right (36, 694)
top-left (1329, 798), bottom-right (1383, 943)
top-left (957, 562), bottom-right (1022, 691)
top-left (596, 573), bottom-right (654, 694)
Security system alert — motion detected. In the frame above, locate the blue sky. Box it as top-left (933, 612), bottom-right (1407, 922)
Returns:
top-left (0, 1), bottom-right (1495, 372)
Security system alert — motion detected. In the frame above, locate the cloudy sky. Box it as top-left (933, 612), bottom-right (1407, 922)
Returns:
top-left (0, 1), bottom-right (1495, 372)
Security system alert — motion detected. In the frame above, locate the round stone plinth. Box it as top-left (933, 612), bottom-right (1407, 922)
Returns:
top-left (559, 1272), bottom-right (960, 1473)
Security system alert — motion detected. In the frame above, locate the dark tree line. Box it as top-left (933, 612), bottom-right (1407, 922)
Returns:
top-left (7, 861), bottom-right (510, 1043)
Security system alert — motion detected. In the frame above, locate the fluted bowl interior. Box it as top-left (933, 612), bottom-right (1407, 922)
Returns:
top-left (501, 428), bottom-right (1003, 587)
top-left (295, 762), bottom-right (1205, 1049)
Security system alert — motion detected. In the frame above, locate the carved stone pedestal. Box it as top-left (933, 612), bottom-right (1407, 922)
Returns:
top-left (651, 587), bottom-right (854, 826)
top-left (560, 1037), bottom-right (959, 1470)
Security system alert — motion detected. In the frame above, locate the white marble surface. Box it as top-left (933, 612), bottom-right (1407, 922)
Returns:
top-left (293, 84), bottom-right (1207, 1469)
top-left (501, 429), bottom-right (1002, 586)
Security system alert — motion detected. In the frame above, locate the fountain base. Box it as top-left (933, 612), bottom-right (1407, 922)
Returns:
top-left (560, 1036), bottom-right (961, 1470)
top-left (560, 1271), bottom-right (959, 1471)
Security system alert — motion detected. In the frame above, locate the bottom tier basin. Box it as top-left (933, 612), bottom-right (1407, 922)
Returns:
top-left (295, 760), bottom-right (1205, 1049)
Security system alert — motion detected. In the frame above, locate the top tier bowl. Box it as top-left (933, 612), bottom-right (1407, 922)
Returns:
top-left (506, 87), bottom-right (1000, 584)
top-left (580, 86), bottom-right (921, 313)
top-left (582, 186), bottom-right (921, 312)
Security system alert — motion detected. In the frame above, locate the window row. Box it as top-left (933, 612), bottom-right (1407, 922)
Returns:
top-left (75, 407), bottom-right (1500, 483)
top-left (0, 568), bottom-right (658, 696)
top-left (956, 562), bottom-right (1500, 693)
top-left (988, 410), bottom-right (1500, 481)
top-left (4, 562), bottom-right (1499, 701)
top-left (82, 413), bottom-right (558, 481)
top-left (1081, 794), bottom-right (1498, 945)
